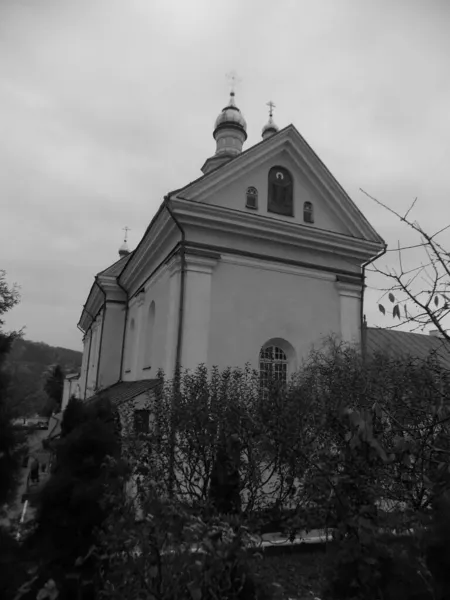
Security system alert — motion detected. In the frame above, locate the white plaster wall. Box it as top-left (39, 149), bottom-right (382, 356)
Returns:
top-left (85, 312), bottom-right (103, 398)
top-left (123, 303), bottom-right (139, 380)
top-left (123, 267), bottom-right (172, 381)
top-left (207, 260), bottom-right (343, 372)
top-left (62, 380), bottom-right (70, 411)
top-left (78, 334), bottom-right (91, 400)
top-left (183, 222), bottom-right (363, 276)
top-left (201, 150), bottom-right (350, 235)
top-left (61, 377), bottom-right (81, 412)
top-left (97, 302), bottom-right (127, 390)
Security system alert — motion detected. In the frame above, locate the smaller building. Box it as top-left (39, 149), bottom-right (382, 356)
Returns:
top-left (61, 372), bottom-right (81, 412)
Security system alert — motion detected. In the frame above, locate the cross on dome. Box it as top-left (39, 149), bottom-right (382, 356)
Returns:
top-left (262, 99), bottom-right (279, 140)
top-left (122, 226), bottom-right (130, 243)
top-left (267, 100), bottom-right (276, 118)
top-left (119, 226), bottom-right (131, 258)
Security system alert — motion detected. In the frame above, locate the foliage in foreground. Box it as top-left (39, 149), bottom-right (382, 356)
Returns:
top-left (96, 488), bottom-right (276, 600)
top-left (11, 397), bottom-right (123, 600)
top-left (0, 269), bottom-right (25, 509)
top-left (8, 339), bottom-right (450, 600)
top-left (105, 340), bottom-right (450, 600)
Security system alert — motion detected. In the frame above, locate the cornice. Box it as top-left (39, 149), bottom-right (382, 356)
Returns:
top-left (173, 125), bottom-right (384, 246)
top-left (171, 198), bottom-right (383, 263)
top-left (119, 210), bottom-right (179, 292)
top-left (78, 282), bottom-right (103, 333)
top-left (219, 253), bottom-right (336, 282)
top-left (335, 279), bottom-right (362, 297)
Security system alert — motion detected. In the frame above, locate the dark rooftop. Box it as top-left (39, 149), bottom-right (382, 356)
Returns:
top-left (365, 327), bottom-right (450, 370)
top-left (86, 379), bottom-right (160, 407)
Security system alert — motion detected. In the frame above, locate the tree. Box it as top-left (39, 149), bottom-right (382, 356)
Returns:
top-left (60, 395), bottom-right (87, 437)
top-left (362, 190), bottom-right (450, 341)
top-left (0, 270), bottom-right (24, 508)
top-left (19, 397), bottom-right (123, 600)
top-left (43, 364), bottom-right (65, 415)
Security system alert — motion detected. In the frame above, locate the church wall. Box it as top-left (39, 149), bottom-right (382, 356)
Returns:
top-left (85, 311), bottom-right (103, 399)
top-left (201, 151), bottom-right (349, 236)
top-left (183, 223), bottom-right (362, 275)
top-left (123, 301), bottom-right (139, 380)
top-left (78, 334), bottom-right (90, 400)
top-left (97, 302), bottom-right (127, 391)
top-left (207, 260), bottom-right (345, 372)
top-left (123, 267), bottom-right (172, 381)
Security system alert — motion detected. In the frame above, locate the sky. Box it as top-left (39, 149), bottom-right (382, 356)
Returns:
top-left (1, 0), bottom-right (450, 351)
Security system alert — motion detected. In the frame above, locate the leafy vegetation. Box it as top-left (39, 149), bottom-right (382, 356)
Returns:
top-left (7, 338), bottom-right (450, 599)
top-left (5, 338), bottom-right (82, 417)
top-left (10, 397), bottom-right (123, 600)
top-left (0, 270), bottom-right (26, 508)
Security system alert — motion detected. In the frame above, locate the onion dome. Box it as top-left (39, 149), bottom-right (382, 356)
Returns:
top-left (213, 91), bottom-right (248, 140)
top-left (262, 114), bottom-right (279, 140)
top-left (262, 101), bottom-right (279, 140)
top-left (118, 241), bottom-right (129, 258)
top-left (118, 240), bottom-right (130, 258)
top-left (201, 91), bottom-right (248, 174)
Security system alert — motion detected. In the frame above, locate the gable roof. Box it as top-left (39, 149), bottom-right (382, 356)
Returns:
top-left (170, 124), bottom-right (385, 245)
top-left (99, 253), bottom-right (133, 278)
top-left (86, 379), bottom-right (161, 407)
top-left (365, 327), bottom-right (450, 370)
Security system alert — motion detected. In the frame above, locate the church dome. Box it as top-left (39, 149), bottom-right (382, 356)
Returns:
top-left (119, 240), bottom-right (130, 258)
top-left (213, 92), bottom-right (247, 140)
top-left (261, 115), bottom-right (279, 140)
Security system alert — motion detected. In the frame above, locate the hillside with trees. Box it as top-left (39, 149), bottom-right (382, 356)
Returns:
top-left (5, 338), bottom-right (82, 417)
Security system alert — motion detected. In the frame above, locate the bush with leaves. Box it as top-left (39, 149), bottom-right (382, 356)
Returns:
top-left (20, 338), bottom-right (445, 600)
top-left (15, 397), bottom-right (124, 600)
top-left (94, 472), bottom-right (277, 600)
top-left (0, 269), bottom-right (25, 509)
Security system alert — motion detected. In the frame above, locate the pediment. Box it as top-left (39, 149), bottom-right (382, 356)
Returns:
top-left (171, 125), bottom-right (384, 244)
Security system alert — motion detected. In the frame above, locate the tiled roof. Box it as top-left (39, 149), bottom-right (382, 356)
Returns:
top-left (87, 379), bottom-right (161, 407)
top-left (99, 253), bottom-right (132, 278)
top-left (365, 327), bottom-right (450, 370)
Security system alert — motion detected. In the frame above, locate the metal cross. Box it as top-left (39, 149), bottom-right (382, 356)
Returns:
top-left (267, 100), bottom-right (276, 118)
top-left (226, 70), bottom-right (242, 93)
top-left (122, 226), bottom-right (130, 242)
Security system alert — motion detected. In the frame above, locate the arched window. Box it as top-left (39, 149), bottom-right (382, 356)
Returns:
top-left (303, 201), bottom-right (314, 223)
top-left (268, 166), bottom-right (293, 216)
top-left (144, 301), bottom-right (155, 369)
top-left (246, 186), bottom-right (258, 210)
top-left (259, 345), bottom-right (289, 387)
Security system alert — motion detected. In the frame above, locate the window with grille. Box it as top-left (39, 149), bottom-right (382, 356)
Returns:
top-left (246, 186), bottom-right (258, 209)
top-left (259, 345), bottom-right (288, 388)
top-left (268, 167), bottom-right (294, 216)
top-left (303, 201), bottom-right (314, 223)
top-left (134, 409), bottom-right (150, 434)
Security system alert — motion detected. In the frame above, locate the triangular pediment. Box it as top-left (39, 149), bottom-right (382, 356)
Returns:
top-left (171, 125), bottom-right (384, 244)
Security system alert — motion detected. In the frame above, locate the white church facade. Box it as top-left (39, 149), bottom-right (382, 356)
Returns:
top-left (77, 92), bottom-right (386, 401)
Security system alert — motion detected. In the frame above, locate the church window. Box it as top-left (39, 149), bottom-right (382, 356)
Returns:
top-left (259, 345), bottom-right (288, 388)
top-left (144, 301), bottom-right (155, 369)
top-left (134, 409), bottom-right (150, 434)
top-left (246, 186), bottom-right (258, 209)
top-left (303, 201), bottom-right (314, 223)
top-left (268, 166), bottom-right (293, 216)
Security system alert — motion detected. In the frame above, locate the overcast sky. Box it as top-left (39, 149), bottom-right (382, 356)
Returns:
top-left (2, 0), bottom-right (450, 351)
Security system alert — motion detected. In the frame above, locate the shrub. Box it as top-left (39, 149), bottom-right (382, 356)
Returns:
top-left (95, 485), bottom-right (276, 600)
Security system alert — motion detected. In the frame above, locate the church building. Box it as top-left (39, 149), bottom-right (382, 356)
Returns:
top-left (77, 92), bottom-right (386, 400)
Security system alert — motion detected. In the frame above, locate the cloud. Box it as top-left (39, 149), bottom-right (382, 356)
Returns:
top-left (1, 0), bottom-right (449, 348)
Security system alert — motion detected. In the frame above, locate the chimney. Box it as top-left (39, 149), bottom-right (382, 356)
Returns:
top-left (429, 329), bottom-right (445, 338)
